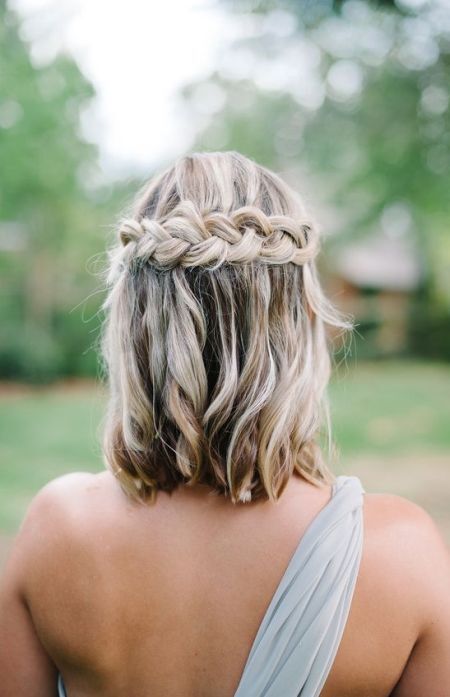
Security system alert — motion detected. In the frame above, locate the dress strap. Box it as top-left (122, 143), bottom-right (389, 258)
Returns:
top-left (57, 673), bottom-right (67, 697)
top-left (234, 475), bottom-right (365, 696)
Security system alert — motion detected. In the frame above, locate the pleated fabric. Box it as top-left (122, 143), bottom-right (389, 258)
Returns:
top-left (233, 474), bottom-right (365, 697)
top-left (58, 674), bottom-right (66, 697)
top-left (57, 474), bottom-right (365, 697)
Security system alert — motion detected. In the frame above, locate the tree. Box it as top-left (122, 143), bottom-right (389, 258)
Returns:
top-left (0, 0), bottom-right (121, 380)
top-left (179, 0), bottom-right (450, 346)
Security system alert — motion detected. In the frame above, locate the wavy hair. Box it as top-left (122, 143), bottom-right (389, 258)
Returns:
top-left (99, 151), bottom-right (352, 504)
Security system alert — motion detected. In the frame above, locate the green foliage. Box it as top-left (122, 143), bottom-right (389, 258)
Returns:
top-left (0, 1), bottom-right (144, 381)
top-left (180, 0), bottom-right (450, 360)
top-left (0, 5), bottom-right (96, 221)
top-left (219, 0), bottom-right (397, 21)
top-left (2, 0), bottom-right (449, 379)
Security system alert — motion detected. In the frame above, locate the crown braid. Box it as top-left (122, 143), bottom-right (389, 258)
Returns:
top-left (117, 200), bottom-right (319, 269)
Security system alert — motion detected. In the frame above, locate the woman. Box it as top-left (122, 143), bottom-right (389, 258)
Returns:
top-left (0, 151), bottom-right (449, 696)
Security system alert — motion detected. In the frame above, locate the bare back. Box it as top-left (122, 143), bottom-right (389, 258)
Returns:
top-left (1, 470), bottom-right (450, 697)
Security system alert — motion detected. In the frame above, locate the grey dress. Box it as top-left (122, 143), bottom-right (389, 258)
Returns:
top-left (58, 474), bottom-right (365, 697)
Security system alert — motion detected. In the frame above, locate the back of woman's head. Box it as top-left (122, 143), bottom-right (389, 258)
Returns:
top-left (100, 150), bottom-right (351, 504)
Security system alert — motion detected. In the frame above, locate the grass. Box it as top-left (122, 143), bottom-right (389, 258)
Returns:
top-left (0, 360), bottom-right (449, 537)
top-left (329, 359), bottom-right (450, 456)
top-left (0, 383), bottom-right (104, 532)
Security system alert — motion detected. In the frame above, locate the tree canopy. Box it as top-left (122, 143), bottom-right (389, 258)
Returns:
top-left (181, 0), bottom-right (450, 313)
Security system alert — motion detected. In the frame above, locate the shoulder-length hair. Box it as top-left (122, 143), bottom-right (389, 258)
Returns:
top-left (99, 150), bottom-right (351, 504)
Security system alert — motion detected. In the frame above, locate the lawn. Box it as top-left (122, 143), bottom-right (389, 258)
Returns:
top-left (0, 360), bottom-right (449, 542)
top-left (329, 359), bottom-right (450, 455)
top-left (0, 381), bottom-right (105, 533)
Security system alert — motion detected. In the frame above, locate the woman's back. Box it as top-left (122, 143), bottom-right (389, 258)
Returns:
top-left (2, 152), bottom-right (449, 696)
top-left (7, 468), bottom-right (449, 697)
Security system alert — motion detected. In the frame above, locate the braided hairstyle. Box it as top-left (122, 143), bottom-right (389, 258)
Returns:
top-left (100, 151), bottom-right (352, 504)
top-left (117, 202), bottom-right (318, 269)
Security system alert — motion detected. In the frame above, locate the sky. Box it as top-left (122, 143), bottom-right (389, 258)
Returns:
top-left (10, 0), bottom-right (231, 180)
top-left (10, 0), bottom-right (447, 186)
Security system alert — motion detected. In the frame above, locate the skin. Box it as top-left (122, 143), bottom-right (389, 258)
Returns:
top-left (0, 469), bottom-right (449, 697)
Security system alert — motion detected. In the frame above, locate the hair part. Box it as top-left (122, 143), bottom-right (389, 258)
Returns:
top-left (99, 151), bottom-right (352, 504)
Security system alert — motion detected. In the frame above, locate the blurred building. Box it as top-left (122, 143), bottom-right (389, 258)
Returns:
top-left (326, 231), bottom-right (423, 355)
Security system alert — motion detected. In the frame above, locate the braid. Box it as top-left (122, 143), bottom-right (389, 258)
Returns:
top-left (117, 200), bottom-right (319, 269)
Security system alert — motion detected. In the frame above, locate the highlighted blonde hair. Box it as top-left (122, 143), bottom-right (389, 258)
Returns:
top-left (100, 151), bottom-right (351, 504)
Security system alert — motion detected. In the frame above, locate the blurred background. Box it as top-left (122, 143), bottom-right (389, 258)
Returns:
top-left (1, 0), bottom-right (449, 568)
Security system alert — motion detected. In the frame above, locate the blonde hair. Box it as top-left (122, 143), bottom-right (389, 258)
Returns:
top-left (100, 151), bottom-right (351, 504)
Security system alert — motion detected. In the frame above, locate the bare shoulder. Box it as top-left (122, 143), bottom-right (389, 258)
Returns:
top-left (23, 470), bottom-right (105, 516)
top-left (362, 494), bottom-right (450, 694)
top-left (362, 490), bottom-right (450, 631)
top-left (5, 471), bottom-right (127, 591)
top-left (337, 490), bottom-right (450, 695)
top-left (363, 490), bottom-right (449, 555)
top-left (19, 471), bottom-right (120, 536)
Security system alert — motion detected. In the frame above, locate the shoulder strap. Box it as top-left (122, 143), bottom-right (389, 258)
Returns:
top-left (57, 674), bottom-right (67, 697)
top-left (234, 475), bottom-right (365, 697)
